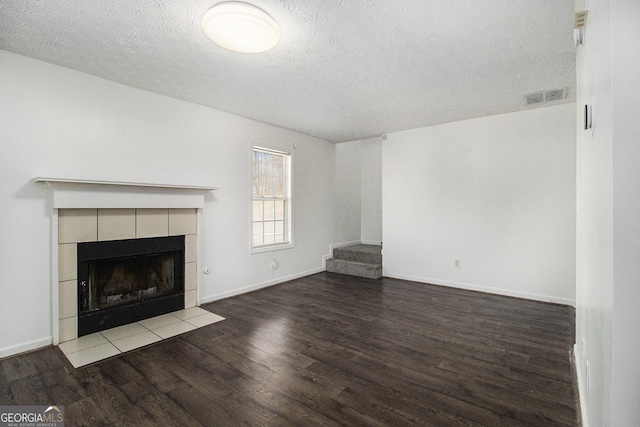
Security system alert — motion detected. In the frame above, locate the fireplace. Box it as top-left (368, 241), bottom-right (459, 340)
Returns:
top-left (77, 236), bottom-right (185, 336)
top-left (35, 178), bottom-right (216, 345)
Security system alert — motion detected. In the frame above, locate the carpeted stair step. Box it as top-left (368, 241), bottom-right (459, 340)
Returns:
top-left (326, 258), bottom-right (382, 280)
top-left (333, 244), bottom-right (382, 264)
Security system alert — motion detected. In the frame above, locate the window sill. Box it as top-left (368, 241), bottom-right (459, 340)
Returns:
top-left (251, 242), bottom-right (295, 254)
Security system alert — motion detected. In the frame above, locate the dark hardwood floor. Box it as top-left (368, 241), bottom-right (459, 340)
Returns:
top-left (1, 272), bottom-right (578, 426)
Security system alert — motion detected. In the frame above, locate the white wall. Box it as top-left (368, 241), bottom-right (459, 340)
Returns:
top-left (575, 0), bottom-right (640, 424)
top-left (382, 104), bottom-right (576, 304)
top-left (334, 141), bottom-right (362, 244)
top-left (360, 138), bottom-right (382, 244)
top-left (574, 0), bottom-right (613, 424)
top-left (0, 50), bottom-right (347, 357)
top-left (611, 1), bottom-right (640, 424)
top-left (333, 137), bottom-right (383, 246)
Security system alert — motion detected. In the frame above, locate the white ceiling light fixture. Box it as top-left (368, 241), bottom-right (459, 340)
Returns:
top-left (202, 2), bottom-right (280, 54)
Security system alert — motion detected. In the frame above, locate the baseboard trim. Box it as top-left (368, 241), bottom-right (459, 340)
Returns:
top-left (361, 240), bottom-right (382, 246)
top-left (383, 272), bottom-right (576, 306)
top-left (200, 267), bottom-right (325, 305)
top-left (0, 337), bottom-right (52, 359)
top-left (203, 239), bottom-right (365, 305)
top-left (574, 343), bottom-right (589, 427)
top-left (322, 240), bottom-right (361, 267)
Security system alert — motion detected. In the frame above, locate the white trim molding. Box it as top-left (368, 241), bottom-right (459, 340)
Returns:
top-left (0, 337), bottom-right (52, 359)
top-left (200, 267), bottom-right (325, 304)
top-left (34, 177), bottom-right (218, 209)
top-left (383, 272), bottom-right (576, 306)
top-left (322, 240), bottom-right (362, 268)
top-left (574, 343), bottom-right (589, 427)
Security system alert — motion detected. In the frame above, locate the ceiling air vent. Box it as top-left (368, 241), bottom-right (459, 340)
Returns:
top-left (524, 88), bottom-right (567, 105)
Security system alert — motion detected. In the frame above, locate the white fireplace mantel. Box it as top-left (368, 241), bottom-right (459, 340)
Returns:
top-left (37, 177), bottom-right (215, 346)
top-left (34, 177), bottom-right (218, 209)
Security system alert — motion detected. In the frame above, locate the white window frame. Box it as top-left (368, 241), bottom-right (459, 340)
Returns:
top-left (250, 145), bottom-right (294, 254)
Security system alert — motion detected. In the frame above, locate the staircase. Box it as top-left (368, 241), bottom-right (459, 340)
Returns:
top-left (326, 244), bottom-right (382, 279)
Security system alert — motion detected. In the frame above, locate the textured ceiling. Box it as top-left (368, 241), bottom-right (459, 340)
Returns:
top-left (0, 0), bottom-right (576, 142)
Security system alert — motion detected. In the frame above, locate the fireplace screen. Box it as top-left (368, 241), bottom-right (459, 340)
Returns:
top-left (77, 236), bottom-right (185, 336)
top-left (86, 253), bottom-right (176, 311)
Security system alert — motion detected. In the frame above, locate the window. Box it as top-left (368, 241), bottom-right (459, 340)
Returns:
top-left (252, 146), bottom-right (292, 251)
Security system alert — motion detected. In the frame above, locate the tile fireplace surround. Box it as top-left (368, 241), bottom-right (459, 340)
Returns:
top-left (57, 208), bottom-right (198, 343)
top-left (35, 178), bottom-right (217, 346)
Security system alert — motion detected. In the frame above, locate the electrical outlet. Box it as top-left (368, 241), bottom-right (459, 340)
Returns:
top-left (454, 259), bottom-right (461, 268)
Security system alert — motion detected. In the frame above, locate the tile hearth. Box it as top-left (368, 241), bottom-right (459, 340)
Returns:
top-left (58, 307), bottom-right (224, 368)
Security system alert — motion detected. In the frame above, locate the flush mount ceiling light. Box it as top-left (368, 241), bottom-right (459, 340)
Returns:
top-left (202, 2), bottom-right (280, 53)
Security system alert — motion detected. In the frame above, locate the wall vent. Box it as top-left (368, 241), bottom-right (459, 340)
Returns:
top-left (524, 88), bottom-right (567, 105)
top-left (575, 11), bottom-right (588, 29)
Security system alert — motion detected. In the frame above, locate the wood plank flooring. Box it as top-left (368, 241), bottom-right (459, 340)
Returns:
top-left (1, 272), bottom-right (578, 426)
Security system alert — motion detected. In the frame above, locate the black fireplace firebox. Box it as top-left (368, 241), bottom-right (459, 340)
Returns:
top-left (77, 236), bottom-right (185, 337)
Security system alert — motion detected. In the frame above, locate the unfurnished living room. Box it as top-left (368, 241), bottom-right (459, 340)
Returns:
top-left (0, 0), bottom-right (638, 426)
